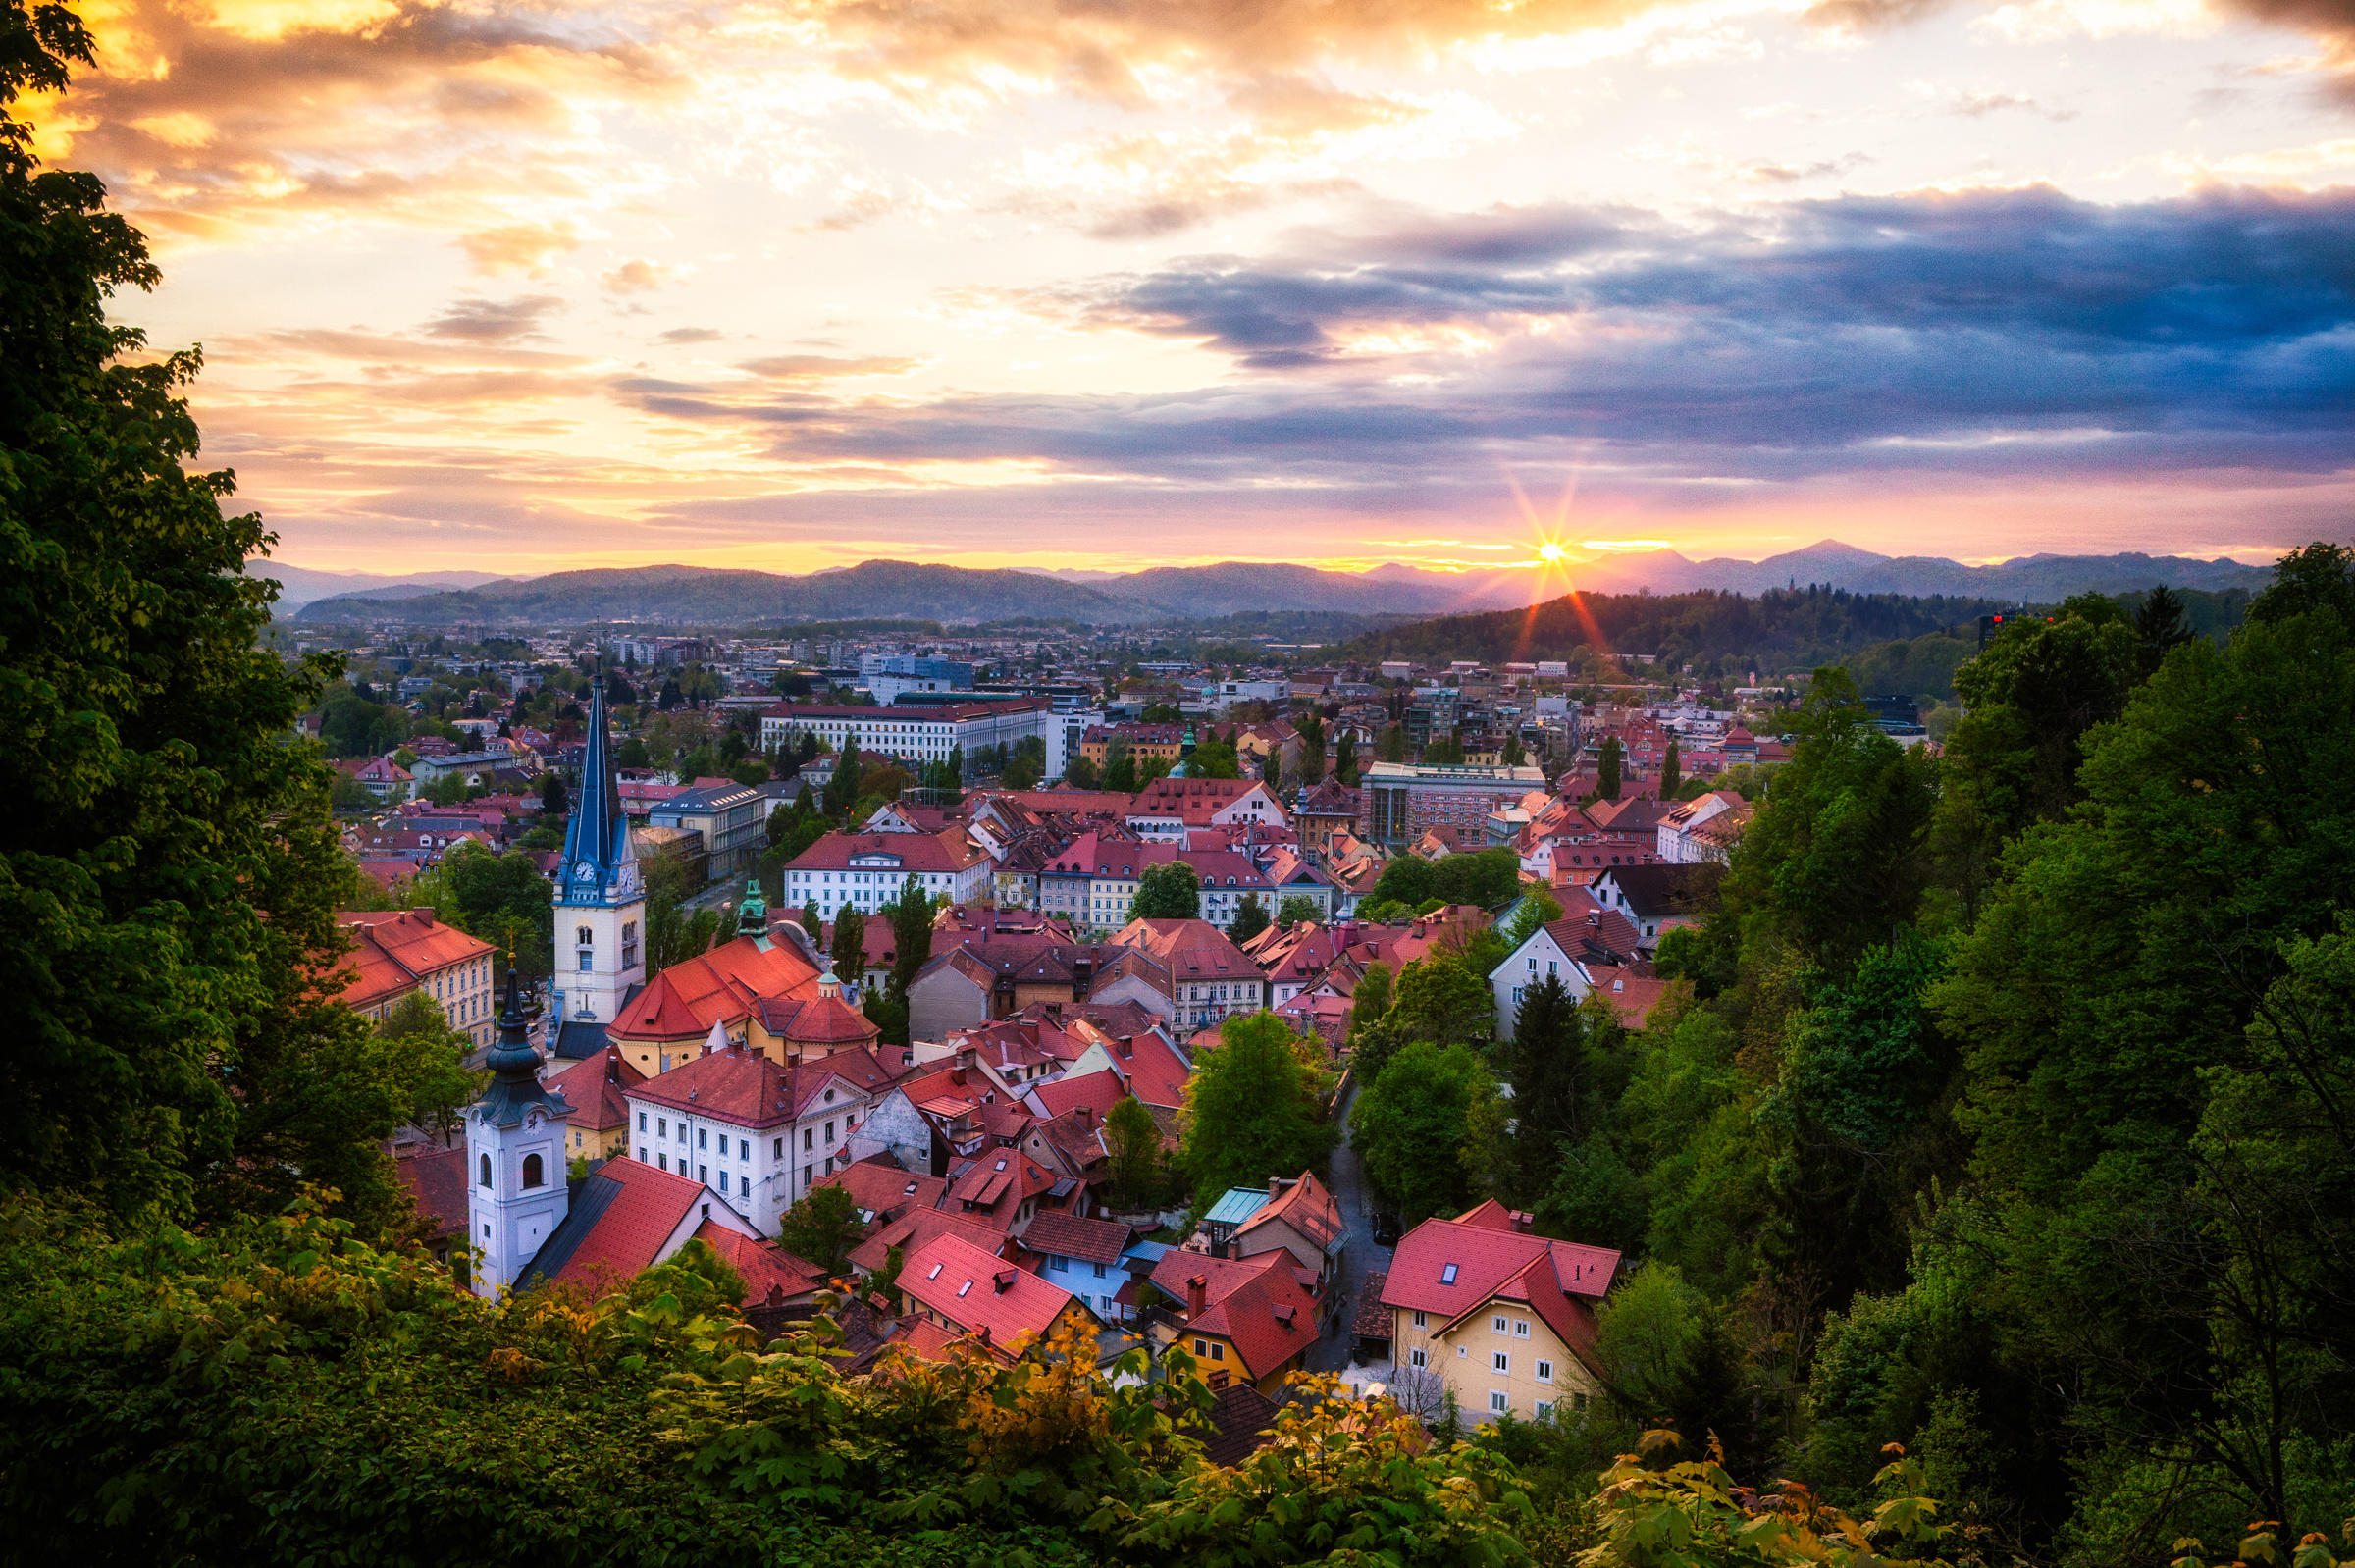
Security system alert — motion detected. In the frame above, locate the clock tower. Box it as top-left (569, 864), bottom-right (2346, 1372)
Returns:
top-left (551, 677), bottom-right (647, 1030)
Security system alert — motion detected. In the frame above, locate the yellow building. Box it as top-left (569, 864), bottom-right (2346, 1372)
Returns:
top-left (1381, 1200), bottom-right (1616, 1424)
top-left (1081, 722), bottom-right (1184, 769)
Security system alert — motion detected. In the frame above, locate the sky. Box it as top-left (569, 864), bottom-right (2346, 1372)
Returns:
top-left (26, 0), bottom-right (2355, 579)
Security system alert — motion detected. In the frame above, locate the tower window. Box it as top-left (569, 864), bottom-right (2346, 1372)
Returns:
top-left (522, 1154), bottom-right (545, 1189)
top-left (577, 926), bottom-right (593, 947)
top-left (479, 1153), bottom-right (492, 1188)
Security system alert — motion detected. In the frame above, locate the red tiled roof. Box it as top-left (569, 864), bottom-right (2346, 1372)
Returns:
top-left (544, 1049), bottom-right (644, 1132)
top-left (395, 1145), bottom-right (468, 1240)
top-left (901, 1229), bottom-right (1083, 1351)
top-left (1380, 1206), bottom-right (1620, 1374)
top-left (631, 1047), bottom-right (887, 1129)
top-left (1150, 1250), bottom-right (1319, 1383)
top-left (535, 1159), bottom-right (709, 1293)
top-left (786, 828), bottom-right (987, 875)
top-left (1019, 1210), bottom-right (1133, 1267)
top-left (333, 909), bottom-right (495, 1012)
top-left (1032, 1068), bottom-right (1125, 1123)
top-left (819, 1155), bottom-right (949, 1224)
top-left (609, 932), bottom-right (823, 1045)
top-left (691, 1220), bottom-right (829, 1303)
top-left (847, 1206), bottom-right (1009, 1275)
top-left (757, 992), bottom-right (882, 1047)
top-left (1237, 1171), bottom-right (1343, 1256)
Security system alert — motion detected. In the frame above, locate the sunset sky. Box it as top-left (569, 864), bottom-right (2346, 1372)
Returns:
top-left (29, 0), bottom-right (2355, 578)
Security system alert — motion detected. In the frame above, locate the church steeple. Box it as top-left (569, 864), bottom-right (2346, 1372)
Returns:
top-left (467, 964), bottom-right (573, 1298)
top-left (552, 671), bottom-right (647, 1030)
top-left (560, 674), bottom-right (637, 904)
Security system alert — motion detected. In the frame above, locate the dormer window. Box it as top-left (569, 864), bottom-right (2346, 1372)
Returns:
top-left (1440, 1263), bottom-right (1459, 1285)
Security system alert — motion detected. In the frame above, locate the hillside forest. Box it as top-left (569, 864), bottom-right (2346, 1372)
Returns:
top-left (3, 10), bottom-right (2352, 1565)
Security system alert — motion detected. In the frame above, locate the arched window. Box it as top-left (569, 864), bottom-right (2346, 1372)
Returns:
top-left (522, 1153), bottom-right (545, 1189)
top-left (479, 1153), bottom-right (493, 1188)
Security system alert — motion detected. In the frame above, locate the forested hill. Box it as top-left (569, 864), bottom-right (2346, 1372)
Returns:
top-left (1344, 583), bottom-right (2254, 699)
top-left (1342, 585), bottom-right (2008, 679)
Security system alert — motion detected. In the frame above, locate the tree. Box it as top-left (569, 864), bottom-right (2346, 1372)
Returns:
top-left (1346, 961), bottom-right (1393, 1048)
top-left (1179, 1014), bottom-right (1336, 1201)
top-left (878, 873), bottom-right (934, 1048)
top-left (800, 899), bottom-right (822, 946)
top-left (0, 22), bottom-right (463, 1230)
top-left (1260, 748), bottom-right (1280, 795)
top-left (830, 906), bottom-right (867, 986)
top-left (1387, 954), bottom-right (1493, 1048)
top-left (1659, 738), bottom-right (1681, 797)
top-left (1378, 724), bottom-right (1407, 763)
top-left (1063, 751), bottom-right (1100, 789)
top-left (2244, 538), bottom-right (2354, 626)
top-left (641, 852), bottom-right (723, 972)
top-left (1597, 736), bottom-right (1622, 802)
top-left (1102, 738), bottom-right (1137, 794)
top-left (822, 737), bottom-right (863, 817)
top-left (1349, 1042), bottom-right (1495, 1226)
top-left (1105, 1095), bottom-right (1161, 1210)
top-left (538, 770), bottom-right (569, 816)
top-left (1228, 893), bottom-right (1270, 944)
top-left (373, 993), bottom-right (484, 1146)
top-left (1276, 895), bottom-right (1322, 928)
top-left (330, 772), bottom-right (376, 813)
top-left (1500, 889), bottom-right (1563, 951)
top-left (437, 843), bottom-right (557, 974)
top-left (1298, 712), bottom-right (1327, 786)
top-left (1499, 732), bottom-right (1525, 767)
top-left (1507, 974), bottom-right (1586, 1197)
top-left (2131, 584), bottom-right (2197, 677)
top-left (773, 1183), bottom-right (864, 1273)
top-left (1131, 862), bottom-right (1200, 920)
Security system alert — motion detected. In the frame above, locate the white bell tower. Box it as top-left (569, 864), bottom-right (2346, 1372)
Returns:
top-left (466, 967), bottom-right (574, 1297)
top-left (552, 677), bottom-right (647, 1029)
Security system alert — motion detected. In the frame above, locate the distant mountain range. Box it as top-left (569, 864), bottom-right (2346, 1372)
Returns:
top-left (255, 563), bottom-right (513, 611)
top-left (281, 542), bottom-right (2276, 627)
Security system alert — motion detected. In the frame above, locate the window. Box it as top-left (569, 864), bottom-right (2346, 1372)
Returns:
top-left (657, 1119), bottom-right (667, 1137)
top-left (1573, 1392), bottom-right (1590, 1412)
top-left (1490, 1392), bottom-right (1508, 1414)
top-left (772, 1137), bottom-right (783, 1159)
top-left (698, 1165), bottom-right (707, 1183)
top-left (1210, 1342), bottom-right (1225, 1361)
top-left (1440, 1264), bottom-right (1458, 1285)
top-left (1493, 1351), bottom-right (1510, 1373)
top-left (1535, 1401), bottom-right (1553, 1421)
top-left (1536, 1359), bottom-right (1553, 1383)
top-left (479, 1153), bottom-right (492, 1188)
top-left (578, 952), bottom-right (591, 971)
top-left (1493, 1315), bottom-right (1507, 1333)
top-left (803, 1164), bottom-right (812, 1186)
top-left (804, 1128), bottom-right (813, 1150)
top-left (739, 1138), bottom-right (750, 1160)
top-left (521, 1153), bottom-right (545, 1188)
top-left (1457, 1345), bottom-right (1468, 1359)
top-left (638, 1146), bottom-right (647, 1161)
top-left (659, 1154), bottom-right (668, 1171)
top-left (577, 926), bottom-right (592, 947)
top-left (1048, 1255), bottom-right (1069, 1273)
top-left (698, 1128), bottom-right (707, 1150)
top-left (1412, 1310), bottom-right (1428, 1330)
top-left (1409, 1347), bottom-right (1428, 1369)
top-left (1194, 1338), bottom-right (1209, 1357)
top-left (823, 1121), bottom-right (834, 1143)
top-left (1514, 1319), bottom-right (1531, 1337)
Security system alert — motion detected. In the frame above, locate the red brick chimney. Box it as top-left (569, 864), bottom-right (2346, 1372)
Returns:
top-left (1186, 1274), bottom-right (1207, 1318)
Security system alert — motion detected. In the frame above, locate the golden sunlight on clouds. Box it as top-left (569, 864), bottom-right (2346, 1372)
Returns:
top-left (198, 0), bottom-right (402, 41)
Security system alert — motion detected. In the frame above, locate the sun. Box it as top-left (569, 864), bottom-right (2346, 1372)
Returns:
top-left (1538, 542), bottom-right (1565, 562)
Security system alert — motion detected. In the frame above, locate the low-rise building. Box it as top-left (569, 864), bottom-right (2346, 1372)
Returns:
top-left (784, 828), bottom-right (993, 923)
top-left (648, 779), bottom-right (768, 885)
top-left (334, 908), bottom-right (499, 1048)
top-left (1380, 1201), bottom-right (1619, 1425)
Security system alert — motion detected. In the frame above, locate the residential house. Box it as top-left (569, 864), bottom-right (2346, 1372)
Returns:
top-left (893, 1229), bottom-right (1102, 1363)
top-left (1147, 1249), bottom-right (1322, 1393)
top-left (1380, 1200), bottom-right (1619, 1425)
top-left (1126, 777), bottom-right (1286, 843)
top-left (649, 779), bottom-right (769, 886)
top-left (1656, 790), bottom-right (1753, 864)
top-left (1106, 917), bottom-right (1266, 1033)
top-left (1486, 905), bottom-right (1647, 1044)
top-left (1019, 1210), bottom-right (1135, 1321)
top-left (1589, 862), bottom-right (1723, 948)
top-left (544, 1047), bottom-right (644, 1164)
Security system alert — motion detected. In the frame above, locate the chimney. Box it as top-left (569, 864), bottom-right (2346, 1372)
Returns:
top-left (603, 1046), bottom-right (621, 1083)
top-left (950, 1064), bottom-right (966, 1086)
top-left (1186, 1274), bottom-right (1207, 1319)
top-left (1076, 1105), bottom-right (1092, 1127)
top-left (994, 1269), bottom-right (1017, 1293)
top-left (411, 907), bottom-right (436, 924)
top-left (976, 1324), bottom-right (992, 1346)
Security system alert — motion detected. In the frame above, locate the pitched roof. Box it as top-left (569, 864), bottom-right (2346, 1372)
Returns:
top-left (630, 1046), bottom-right (891, 1129)
top-left (756, 991), bottom-right (883, 1048)
top-left (333, 909), bottom-right (495, 1010)
top-left (1596, 862), bottom-right (1723, 918)
top-left (1109, 917), bottom-right (1258, 980)
top-left (1237, 1171), bottom-right (1345, 1257)
top-left (1149, 1249), bottom-right (1319, 1382)
top-left (690, 1220), bottom-right (830, 1304)
top-left (847, 1205), bottom-right (1010, 1275)
top-left (544, 1048), bottom-right (645, 1133)
top-left (786, 827), bottom-right (988, 875)
top-left (819, 1155), bottom-right (950, 1225)
top-left (1032, 1068), bottom-right (1126, 1123)
top-left (394, 1145), bottom-right (468, 1241)
top-left (1020, 1210), bottom-right (1133, 1267)
top-left (1379, 1207), bottom-right (1621, 1373)
top-left (521, 1158), bottom-right (728, 1294)
top-left (608, 933), bottom-right (823, 1045)
top-left (900, 1229), bottom-right (1083, 1351)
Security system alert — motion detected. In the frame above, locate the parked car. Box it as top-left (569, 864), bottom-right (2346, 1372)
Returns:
top-left (1370, 1212), bottom-right (1401, 1248)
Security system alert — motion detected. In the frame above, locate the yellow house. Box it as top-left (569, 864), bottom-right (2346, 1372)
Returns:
top-left (1381, 1200), bottom-right (1618, 1424)
top-left (544, 1048), bottom-right (642, 1164)
top-left (1147, 1249), bottom-right (1322, 1394)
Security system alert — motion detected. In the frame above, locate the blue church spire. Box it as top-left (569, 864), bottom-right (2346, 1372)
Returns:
top-left (558, 673), bottom-right (640, 908)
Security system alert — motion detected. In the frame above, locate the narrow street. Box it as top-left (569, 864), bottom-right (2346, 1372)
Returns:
top-left (1308, 1072), bottom-right (1394, 1375)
